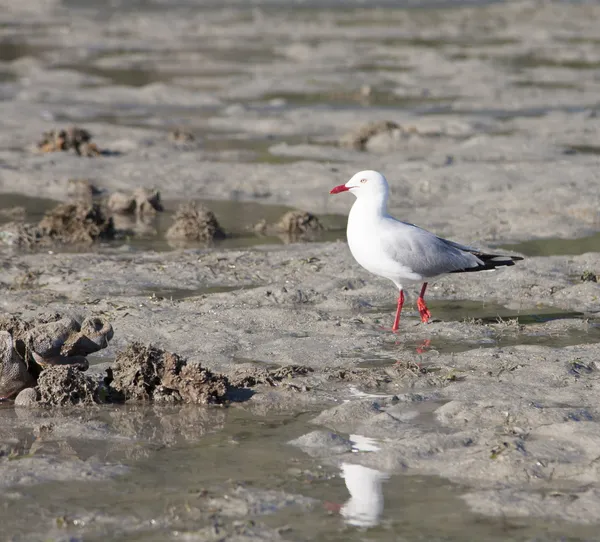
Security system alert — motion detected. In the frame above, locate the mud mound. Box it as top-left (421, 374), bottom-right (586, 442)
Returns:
top-left (253, 210), bottom-right (323, 240)
top-left (38, 202), bottom-right (115, 244)
top-left (274, 210), bottom-right (323, 235)
top-left (168, 128), bottom-right (196, 144)
top-left (109, 343), bottom-right (228, 404)
top-left (107, 187), bottom-right (163, 216)
top-left (37, 126), bottom-right (103, 157)
top-left (228, 364), bottom-right (313, 388)
top-left (339, 120), bottom-right (400, 150)
top-left (37, 366), bottom-right (98, 406)
top-left (165, 202), bottom-right (225, 242)
top-left (0, 222), bottom-right (40, 249)
top-left (1, 202), bottom-right (115, 248)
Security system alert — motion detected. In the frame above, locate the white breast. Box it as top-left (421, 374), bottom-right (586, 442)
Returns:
top-left (346, 201), bottom-right (422, 286)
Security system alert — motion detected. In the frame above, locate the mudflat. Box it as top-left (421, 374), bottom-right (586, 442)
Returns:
top-left (1, 0), bottom-right (600, 540)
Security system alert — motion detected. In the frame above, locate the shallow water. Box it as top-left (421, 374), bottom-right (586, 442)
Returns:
top-left (363, 300), bottom-right (600, 358)
top-left (0, 193), bottom-right (347, 251)
top-left (499, 234), bottom-right (600, 257)
top-left (370, 299), bottom-right (586, 326)
top-left (1, 404), bottom-right (599, 542)
top-left (139, 284), bottom-right (259, 300)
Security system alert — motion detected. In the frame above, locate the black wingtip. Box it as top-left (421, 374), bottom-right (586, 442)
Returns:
top-left (450, 252), bottom-right (524, 274)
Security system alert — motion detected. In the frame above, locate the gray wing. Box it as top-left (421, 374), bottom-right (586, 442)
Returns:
top-left (378, 219), bottom-right (483, 277)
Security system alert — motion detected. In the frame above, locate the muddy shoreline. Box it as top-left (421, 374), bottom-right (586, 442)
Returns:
top-left (2, 0), bottom-right (600, 539)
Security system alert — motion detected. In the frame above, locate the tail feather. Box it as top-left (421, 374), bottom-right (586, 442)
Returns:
top-left (450, 251), bottom-right (523, 274)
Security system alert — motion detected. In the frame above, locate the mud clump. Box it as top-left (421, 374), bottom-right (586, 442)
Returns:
top-left (275, 211), bottom-right (323, 235)
top-left (107, 187), bottom-right (163, 217)
top-left (253, 210), bottom-right (324, 240)
top-left (109, 343), bottom-right (228, 404)
top-left (38, 202), bottom-right (115, 244)
top-left (165, 202), bottom-right (225, 242)
top-left (0, 202), bottom-right (115, 248)
top-left (37, 126), bottom-right (104, 157)
top-left (581, 270), bottom-right (598, 283)
top-left (168, 128), bottom-right (196, 144)
top-left (339, 120), bottom-right (401, 150)
top-left (37, 366), bottom-right (98, 406)
top-left (228, 364), bottom-right (313, 389)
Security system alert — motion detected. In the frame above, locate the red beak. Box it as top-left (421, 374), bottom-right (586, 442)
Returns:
top-left (330, 184), bottom-right (349, 194)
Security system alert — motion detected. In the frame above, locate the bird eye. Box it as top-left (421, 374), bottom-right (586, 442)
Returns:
top-left (360, 178), bottom-right (367, 184)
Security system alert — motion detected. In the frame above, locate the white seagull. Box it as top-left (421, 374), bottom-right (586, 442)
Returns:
top-left (330, 170), bottom-right (523, 332)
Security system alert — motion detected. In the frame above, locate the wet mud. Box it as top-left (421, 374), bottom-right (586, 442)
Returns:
top-left (1, 0), bottom-right (600, 539)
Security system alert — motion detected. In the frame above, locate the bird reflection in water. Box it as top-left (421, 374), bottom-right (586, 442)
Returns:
top-left (339, 463), bottom-right (389, 528)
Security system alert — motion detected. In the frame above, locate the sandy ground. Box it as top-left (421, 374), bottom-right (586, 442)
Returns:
top-left (1, 0), bottom-right (600, 539)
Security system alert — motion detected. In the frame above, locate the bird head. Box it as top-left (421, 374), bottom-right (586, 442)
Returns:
top-left (329, 170), bottom-right (389, 199)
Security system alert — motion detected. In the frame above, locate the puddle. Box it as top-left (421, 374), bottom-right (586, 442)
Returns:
top-left (203, 135), bottom-right (303, 164)
top-left (508, 54), bottom-right (600, 71)
top-left (378, 324), bottom-right (600, 359)
top-left (140, 284), bottom-right (257, 300)
top-left (56, 63), bottom-right (171, 88)
top-left (371, 299), bottom-right (584, 326)
top-left (259, 91), bottom-right (456, 111)
top-left (499, 233), bottom-right (600, 257)
top-left (0, 193), bottom-right (59, 224)
top-left (0, 194), bottom-right (347, 252)
top-left (0, 40), bottom-right (47, 62)
top-left (563, 144), bottom-right (600, 156)
top-left (1, 405), bottom-right (599, 541)
top-left (358, 300), bottom-right (600, 360)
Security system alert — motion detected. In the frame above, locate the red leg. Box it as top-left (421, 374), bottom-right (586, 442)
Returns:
top-left (417, 282), bottom-right (431, 324)
top-left (391, 290), bottom-right (405, 332)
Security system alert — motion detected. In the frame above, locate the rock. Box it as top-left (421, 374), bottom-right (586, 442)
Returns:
top-left (27, 318), bottom-right (80, 359)
top-left (288, 430), bottom-right (353, 457)
top-left (14, 387), bottom-right (39, 407)
top-left (0, 313), bottom-right (113, 401)
top-left (0, 331), bottom-right (35, 400)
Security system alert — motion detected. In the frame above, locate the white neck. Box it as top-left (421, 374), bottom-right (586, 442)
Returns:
top-left (351, 190), bottom-right (388, 218)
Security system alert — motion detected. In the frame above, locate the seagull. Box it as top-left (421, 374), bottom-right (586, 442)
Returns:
top-left (330, 170), bottom-right (523, 332)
